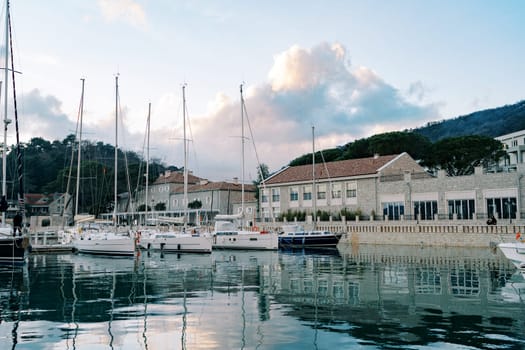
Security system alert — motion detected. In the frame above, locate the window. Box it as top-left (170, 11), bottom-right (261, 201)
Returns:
top-left (317, 184), bottom-right (326, 200)
top-left (487, 197), bottom-right (516, 219)
top-left (346, 182), bottom-right (357, 198)
top-left (303, 185), bottom-right (312, 200)
top-left (382, 202), bottom-right (404, 220)
top-left (272, 188), bottom-right (280, 202)
top-left (512, 140), bottom-right (518, 147)
top-left (331, 183), bottom-right (342, 199)
top-left (448, 199), bottom-right (475, 219)
top-left (261, 189), bottom-right (268, 203)
top-left (289, 187), bottom-right (298, 201)
top-left (413, 200), bottom-right (438, 220)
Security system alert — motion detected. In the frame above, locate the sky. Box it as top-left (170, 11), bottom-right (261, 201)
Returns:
top-left (2, 0), bottom-right (524, 183)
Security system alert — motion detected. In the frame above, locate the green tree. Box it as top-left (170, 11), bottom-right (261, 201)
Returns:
top-left (422, 135), bottom-right (506, 176)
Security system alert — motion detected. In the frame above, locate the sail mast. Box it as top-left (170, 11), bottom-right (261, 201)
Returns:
top-left (145, 102), bottom-right (150, 220)
top-left (75, 78), bottom-right (85, 218)
top-left (8, 0), bottom-right (24, 221)
top-left (114, 75), bottom-right (119, 230)
top-left (1, 0), bottom-right (9, 224)
top-left (240, 84), bottom-right (245, 223)
top-left (312, 125), bottom-right (316, 228)
top-left (182, 84), bottom-right (188, 230)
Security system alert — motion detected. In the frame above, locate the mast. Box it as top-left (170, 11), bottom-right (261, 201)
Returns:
top-left (8, 0), bottom-right (24, 224)
top-left (145, 102), bottom-right (150, 221)
top-left (114, 75), bottom-right (119, 230)
top-left (182, 84), bottom-right (188, 230)
top-left (1, 0), bottom-right (9, 225)
top-left (240, 84), bottom-right (245, 223)
top-left (75, 78), bottom-right (85, 218)
top-left (312, 125), bottom-right (316, 228)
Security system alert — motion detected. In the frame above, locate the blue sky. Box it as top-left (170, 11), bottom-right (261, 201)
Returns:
top-left (2, 0), bottom-right (524, 182)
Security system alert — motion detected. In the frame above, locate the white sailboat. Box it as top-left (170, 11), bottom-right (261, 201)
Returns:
top-left (212, 84), bottom-right (278, 250)
top-left (139, 85), bottom-right (212, 253)
top-left (72, 76), bottom-right (137, 256)
top-left (0, 0), bottom-right (30, 264)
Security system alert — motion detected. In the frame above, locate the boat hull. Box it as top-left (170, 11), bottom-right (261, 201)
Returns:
top-left (498, 242), bottom-right (525, 269)
top-left (140, 235), bottom-right (212, 253)
top-left (213, 232), bottom-right (278, 250)
top-left (0, 236), bottom-right (30, 264)
top-left (73, 237), bottom-right (136, 256)
top-left (278, 234), bottom-right (340, 248)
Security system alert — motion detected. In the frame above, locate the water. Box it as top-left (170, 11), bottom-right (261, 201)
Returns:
top-left (1, 245), bottom-right (525, 349)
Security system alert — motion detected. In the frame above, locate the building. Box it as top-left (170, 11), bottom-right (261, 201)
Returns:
top-left (128, 170), bottom-right (256, 225)
top-left (261, 152), bottom-right (525, 222)
top-left (496, 129), bottom-right (525, 165)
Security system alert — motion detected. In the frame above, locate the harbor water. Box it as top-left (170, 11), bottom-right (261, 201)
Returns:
top-left (1, 245), bottom-right (525, 349)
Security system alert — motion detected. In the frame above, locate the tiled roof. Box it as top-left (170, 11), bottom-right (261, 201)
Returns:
top-left (24, 193), bottom-right (63, 205)
top-left (172, 181), bottom-right (256, 194)
top-left (264, 154), bottom-right (399, 185)
top-left (153, 171), bottom-right (202, 185)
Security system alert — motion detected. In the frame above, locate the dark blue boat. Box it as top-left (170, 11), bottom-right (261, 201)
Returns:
top-left (278, 224), bottom-right (341, 248)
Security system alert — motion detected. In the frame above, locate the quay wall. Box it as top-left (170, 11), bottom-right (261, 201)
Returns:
top-left (260, 220), bottom-right (525, 248)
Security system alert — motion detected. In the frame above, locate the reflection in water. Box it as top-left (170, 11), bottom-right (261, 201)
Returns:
top-left (0, 246), bottom-right (524, 349)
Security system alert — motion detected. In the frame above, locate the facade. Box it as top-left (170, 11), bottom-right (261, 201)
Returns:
top-left (261, 153), bottom-right (429, 220)
top-left (136, 170), bottom-right (203, 211)
top-left (169, 181), bottom-right (256, 224)
top-left (496, 129), bottom-right (525, 165)
top-left (261, 152), bottom-right (525, 222)
top-left (127, 170), bottom-right (256, 225)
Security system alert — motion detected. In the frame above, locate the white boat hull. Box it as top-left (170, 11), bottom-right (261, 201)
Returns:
top-left (213, 231), bottom-right (278, 250)
top-left (498, 242), bottom-right (525, 269)
top-left (73, 236), bottom-right (136, 256)
top-left (140, 234), bottom-right (212, 253)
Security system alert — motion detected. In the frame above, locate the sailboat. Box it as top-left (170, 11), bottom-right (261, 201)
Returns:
top-left (72, 76), bottom-right (137, 256)
top-left (211, 84), bottom-right (278, 250)
top-left (0, 0), bottom-right (30, 264)
top-left (278, 126), bottom-right (341, 249)
top-left (138, 84), bottom-right (212, 253)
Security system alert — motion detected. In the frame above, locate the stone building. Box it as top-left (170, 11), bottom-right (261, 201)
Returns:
top-left (260, 152), bottom-right (524, 222)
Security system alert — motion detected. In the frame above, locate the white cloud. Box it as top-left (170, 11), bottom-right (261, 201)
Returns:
top-left (18, 42), bottom-right (439, 182)
top-left (97, 0), bottom-right (147, 28)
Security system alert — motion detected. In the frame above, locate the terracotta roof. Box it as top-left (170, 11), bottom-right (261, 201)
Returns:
top-left (172, 181), bottom-right (256, 194)
top-left (264, 154), bottom-right (399, 185)
top-left (24, 193), bottom-right (63, 205)
top-left (153, 171), bottom-right (202, 185)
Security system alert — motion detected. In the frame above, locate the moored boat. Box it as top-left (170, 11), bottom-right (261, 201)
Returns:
top-left (212, 218), bottom-right (278, 250)
top-left (139, 228), bottom-right (212, 253)
top-left (278, 224), bottom-right (341, 248)
top-left (0, 229), bottom-right (30, 265)
top-left (498, 241), bottom-right (525, 270)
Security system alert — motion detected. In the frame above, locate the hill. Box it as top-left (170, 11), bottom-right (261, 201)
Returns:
top-left (413, 100), bottom-right (525, 142)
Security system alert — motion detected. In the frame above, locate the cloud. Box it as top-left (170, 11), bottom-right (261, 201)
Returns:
top-left (97, 0), bottom-right (147, 28)
top-left (18, 89), bottom-right (77, 142)
top-left (180, 42), bottom-right (439, 179)
top-left (18, 42), bottom-right (440, 182)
